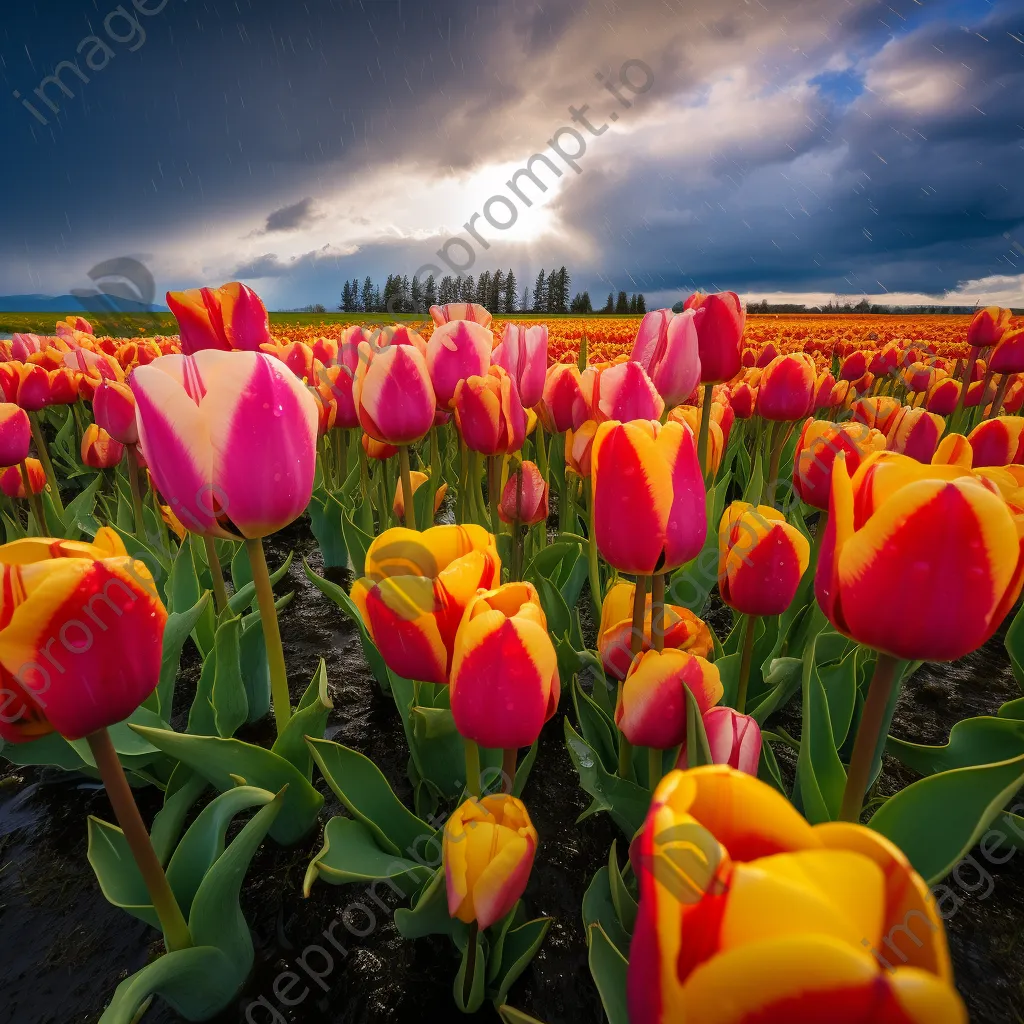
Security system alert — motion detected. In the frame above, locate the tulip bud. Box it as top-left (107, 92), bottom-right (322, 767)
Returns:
top-left (967, 306), bottom-right (1012, 350)
top-left (838, 351), bottom-right (868, 382)
top-left (499, 461), bottom-right (548, 526)
top-left (393, 471), bottom-right (447, 520)
top-left (616, 649), bottom-right (722, 749)
top-left (493, 324), bottom-right (548, 408)
top-left (718, 501), bottom-right (810, 616)
top-left (362, 434), bottom-right (398, 461)
top-left (93, 380), bottom-right (138, 445)
top-left (592, 361), bottom-right (665, 423)
top-left (966, 416), bottom-right (1024, 468)
top-left (450, 582), bottom-right (560, 749)
top-left (886, 407), bottom-right (945, 463)
top-left (354, 341), bottom-right (436, 445)
top-left (793, 419), bottom-right (886, 511)
top-left (316, 358), bottom-right (360, 429)
top-left (630, 308), bottom-right (702, 409)
top-left (452, 366), bottom-right (527, 455)
top-left (538, 363), bottom-right (584, 433)
top-left (429, 302), bottom-right (492, 328)
top-left (687, 706), bottom-right (762, 775)
top-left (311, 390), bottom-right (338, 436)
top-left (729, 381), bottom-right (756, 419)
top-left (81, 423), bottom-right (125, 469)
top-left (262, 340), bottom-right (317, 383)
top-left (668, 406), bottom-right (724, 478)
top-left (565, 421), bottom-right (598, 477)
top-left (426, 320), bottom-right (492, 408)
top-left (926, 377), bottom-right (961, 415)
top-left (756, 353), bottom-right (816, 421)
top-left (0, 404), bottom-right (31, 466)
top-left (990, 328), bottom-right (1024, 375)
top-left (683, 291), bottom-right (745, 384)
top-left (813, 371), bottom-right (836, 410)
top-left (443, 794), bottom-right (536, 929)
top-left (850, 395), bottom-right (901, 435)
top-left (756, 341), bottom-right (779, 368)
top-left (14, 363), bottom-right (52, 412)
top-left (0, 458), bottom-right (45, 498)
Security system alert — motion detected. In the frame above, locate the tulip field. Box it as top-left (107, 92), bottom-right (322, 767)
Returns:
top-left (2, 291), bottom-right (1024, 1024)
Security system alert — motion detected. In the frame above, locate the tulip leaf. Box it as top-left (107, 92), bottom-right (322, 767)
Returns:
top-left (683, 684), bottom-right (713, 769)
top-left (454, 923), bottom-right (489, 1014)
top-left (487, 902), bottom-right (526, 985)
top-left (270, 659), bottom-right (333, 778)
top-left (227, 549), bottom-right (294, 616)
top-left (62, 474), bottom-right (102, 541)
top-left (608, 840), bottom-right (638, 935)
top-left (395, 866), bottom-right (465, 940)
top-left (587, 923), bottom-right (630, 1024)
top-left (749, 657), bottom-right (803, 725)
top-left (668, 482), bottom-right (727, 614)
top-left (758, 737), bottom-right (788, 796)
top-left (2, 510), bottom-right (26, 543)
top-left (526, 540), bottom-right (588, 609)
top-left (152, 591), bottom-right (210, 721)
top-left (487, 916), bottom-right (552, 1008)
top-left (498, 1006), bottom-right (549, 1024)
top-left (302, 815), bottom-right (432, 897)
top-left (151, 772), bottom-right (209, 866)
top-left (999, 697), bottom-right (1024, 721)
top-left (342, 505), bottom-right (375, 576)
top-left (572, 677), bottom-right (619, 775)
top-left (1006, 602), bottom-right (1024, 693)
top-left (129, 726), bottom-right (323, 846)
top-left (308, 486), bottom-right (349, 569)
top-left (531, 575), bottom-right (572, 642)
top-left (869, 752), bottom-right (1024, 885)
top-left (0, 730), bottom-right (87, 772)
top-left (886, 716), bottom-right (1024, 776)
top-left (69, 706), bottom-right (173, 773)
top-left (565, 720), bottom-right (650, 839)
top-left (742, 451), bottom-right (764, 506)
top-left (513, 739), bottom-right (540, 798)
top-left (186, 614), bottom-right (247, 739)
top-left (238, 612), bottom-right (272, 722)
top-left (41, 486), bottom-right (67, 536)
top-left (306, 736), bottom-right (436, 857)
top-left (87, 816), bottom-right (161, 930)
top-left (302, 559), bottom-right (391, 694)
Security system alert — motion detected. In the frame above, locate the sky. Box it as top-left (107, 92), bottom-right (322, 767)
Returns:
top-left (0, 0), bottom-right (1021, 311)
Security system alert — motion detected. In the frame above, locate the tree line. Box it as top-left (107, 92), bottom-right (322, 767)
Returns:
top-left (338, 267), bottom-right (646, 315)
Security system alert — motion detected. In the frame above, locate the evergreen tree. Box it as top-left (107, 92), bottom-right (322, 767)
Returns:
top-left (533, 270), bottom-right (547, 313)
top-left (491, 269), bottom-right (505, 314)
top-left (351, 278), bottom-right (362, 311)
top-left (411, 275), bottom-right (423, 314)
top-left (372, 285), bottom-right (382, 311)
top-left (521, 286), bottom-right (531, 312)
top-left (361, 276), bottom-right (374, 313)
top-left (615, 290), bottom-right (629, 313)
top-left (460, 275), bottom-right (476, 302)
top-left (636, 293), bottom-right (647, 313)
top-left (603, 292), bottom-right (614, 313)
top-left (424, 275), bottom-right (437, 309)
top-left (557, 267), bottom-right (571, 313)
top-left (629, 294), bottom-right (638, 314)
top-left (400, 275), bottom-right (411, 313)
top-left (581, 290), bottom-right (593, 313)
top-left (340, 280), bottom-right (352, 312)
top-left (439, 275), bottom-right (455, 304)
top-left (475, 271), bottom-right (491, 308)
top-left (504, 270), bottom-right (518, 313)
top-left (546, 268), bottom-right (559, 312)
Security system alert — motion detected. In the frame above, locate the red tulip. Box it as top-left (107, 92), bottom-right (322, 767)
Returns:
top-left (499, 461), bottom-right (549, 525)
top-left (684, 291), bottom-right (745, 383)
top-left (755, 353), bottom-right (816, 421)
top-left (0, 404), bottom-right (31, 466)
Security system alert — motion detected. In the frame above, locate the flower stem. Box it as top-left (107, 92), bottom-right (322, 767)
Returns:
top-left (765, 421), bottom-right (793, 508)
top-left (29, 411), bottom-right (63, 514)
top-left (587, 483), bottom-right (602, 618)
top-left (21, 460), bottom-right (46, 535)
top-left (651, 573), bottom-right (666, 653)
top-left (426, 427), bottom-right (441, 526)
top-left (736, 613), bottom-right (758, 714)
top-left (399, 444), bottom-right (417, 531)
top-left (245, 537), bottom-right (291, 734)
top-left (203, 535), bottom-right (229, 616)
top-left (839, 652), bottom-right (901, 822)
top-left (86, 728), bottom-right (193, 953)
top-left (502, 747), bottom-right (517, 794)
top-left (648, 746), bottom-right (662, 791)
top-left (457, 437), bottom-right (469, 525)
top-left (697, 387), bottom-right (714, 484)
top-left (464, 737), bottom-right (481, 798)
top-left (989, 375), bottom-right (1010, 420)
top-left (126, 444), bottom-right (147, 539)
top-left (487, 454), bottom-right (501, 535)
top-left (618, 575), bottom-right (648, 780)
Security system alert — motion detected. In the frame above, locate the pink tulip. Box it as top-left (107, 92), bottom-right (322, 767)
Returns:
top-left (630, 308), bottom-right (702, 409)
top-left (10, 333), bottom-right (45, 362)
top-left (371, 324), bottom-right (428, 355)
top-left (166, 281), bottom-right (272, 354)
top-left (493, 323), bottom-right (548, 408)
top-left (593, 361), bottom-right (665, 423)
top-left (426, 320), bottom-right (492, 408)
top-left (689, 705), bottom-right (762, 775)
top-left (429, 302), bottom-right (492, 328)
top-left (93, 380), bottom-right (139, 445)
top-left (354, 341), bottom-right (436, 444)
top-left (131, 351), bottom-right (318, 538)
top-left (683, 291), bottom-right (745, 383)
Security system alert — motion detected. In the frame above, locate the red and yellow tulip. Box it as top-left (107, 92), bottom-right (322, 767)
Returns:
top-left (755, 353), bottom-right (817, 421)
top-left (452, 365), bottom-right (527, 455)
top-left (966, 416), bottom-right (1024, 468)
top-left (793, 419), bottom-right (886, 511)
top-left (885, 407), bottom-right (945, 464)
top-left (81, 424), bottom-right (124, 469)
top-left (392, 471), bottom-right (447, 521)
top-left (0, 459), bottom-right (45, 498)
top-left (166, 281), bottom-right (272, 354)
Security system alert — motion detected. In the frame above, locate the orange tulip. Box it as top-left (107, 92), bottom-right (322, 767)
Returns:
top-left (793, 419), bottom-right (886, 511)
top-left (885, 407), bottom-right (945, 463)
top-left (81, 423), bottom-right (125, 469)
top-left (755, 353), bottom-right (816, 421)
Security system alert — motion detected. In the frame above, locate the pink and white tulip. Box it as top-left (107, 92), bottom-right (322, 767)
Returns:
top-left (630, 308), bottom-right (702, 409)
top-left (426, 320), bottom-right (492, 408)
top-left (492, 323), bottom-right (548, 408)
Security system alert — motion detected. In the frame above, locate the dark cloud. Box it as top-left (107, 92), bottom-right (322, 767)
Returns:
top-left (259, 197), bottom-right (321, 234)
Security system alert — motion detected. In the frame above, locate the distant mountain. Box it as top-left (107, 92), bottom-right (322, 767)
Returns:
top-left (0, 294), bottom-right (169, 314)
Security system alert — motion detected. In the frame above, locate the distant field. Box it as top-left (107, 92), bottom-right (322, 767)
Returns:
top-left (0, 310), bottom-right (644, 338)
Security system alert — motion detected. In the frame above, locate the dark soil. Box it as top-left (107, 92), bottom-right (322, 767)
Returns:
top-left (2, 517), bottom-right (1022, 1023)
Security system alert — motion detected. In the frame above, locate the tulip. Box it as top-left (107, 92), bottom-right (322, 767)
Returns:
top-left (311, 390), bottom-right (337, 437)
top-left (370, 324), bottom-right (428, 355)
top-left (755, 342), bottom-right (779, 369)
top-left (92, 379), bottom-right (138, 445)
top-left (167, 281), bottom-right (272, 353)
top-left (592, 419), bottom-right (706, 576)
top-left (829, 379), bottom-right (854, 410)
top-left (0, 403), bottom-right (31, 466)
top-left (314, 330), bottom-right (365, 429)
top-left (813, 370), bottom-right (836, 410)
top-left (729, 381), bottom-right (756, 419)
top-left (926, 377), bottom-right (960, 416)
top-left (598, 581), bottom-right (713, 682)
top-left (393, 471), bottom-right (447, 521)
top-left (591, 361), bottom-right (665, 423)
top-left (967, 306), bottom-right (1012, 350)
top-left (885, 406), bottom-right (945, 463)
top-left (47, 367), bottom-right (80, 406)
top-left (838, 350), bottom-right (868, 382)
top-left (311, 335), bottom-right (340, 367)
top-left (452, 366), bottom-right (527, 456)
top-left (444, 794), bottom-right (536, 929)
top-left (351, 524), bottom-right (501, 685)
top-left (0, 459), bottom-right (45, 498)
top-left (538, 363), bottom-right (584, 433)
top-left (14, 363), bottom-right (53, 412)
top-left (81, 423), bottom-right (125, 469)
top-left (628, 767), bottom-right (966, 1024)
top-left (793, 419), bottom-right (886, 511)
top-left (990, 327), bottom-right (1024, 375)
top-left (755, 352), bottom-right (816, 422)
top-left (683, 291), bottom-right (744, 384)
top-left (450, 582), bottom-right (560, 755)
top-left (690, 706), bottom-right (762, 774)
top-left (932, 432), bottom-right (974, 469)
top-left (668, 406), bottom-right (724, 478)
top-left (261, 340), bottom-right (317, 382)
top-left (630, 308), bottom-right (702, 409)
top-left (850, 395), bottom-right (902, 435)
top-left (499, 461), bottom-right (548, 527)
top-left (565, 420), bottom-right (597, 477)
top-left (426, 320), bottom-right (492, 408)
top-left (966, 416), bottom-right (1024, 468)
top-left (493, 324), bottom-right (548, 408)
top-left (353, 339), bottom-right (436, 445)
top-left (362, 434), bottom-right (399, 461)
top-left (430, 302), bottom-right (492, 328)
top-left (616, 649), bottom-right (722, 750)
top-left (869, 343), bottom-right (900, 376)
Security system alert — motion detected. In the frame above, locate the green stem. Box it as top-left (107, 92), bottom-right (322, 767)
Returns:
top-left (426, 427), bottom-right (441, 526)
top-left (502, 747), bottom-right (517, 794)
top-left (21, 460), bottom-right (47, 535)
top-left (203, 535), bottom-right (229, 616)
top-left (951, 349), bottom-right (978, 430)
top-left (765, 421), bottom-right (792, 508)
top-left (618, 575), bottom-right (648, 780)
top-left (648, 746), bottom-right (662, 791)
top-left (736, 614), bottom-right (758, 715)
top-left (376, 464), bottom-right (390, 533)
top-left (86, 728), bottom-right (193, 952)
top-left (587, 483), bottom-right (602, 618)
top-left (535, 423), bottom-right (549, 483)
top-left (487, 454), bottom-right (501, 535)
top-left (989, 375), bottom-right (1010, 420)
top-left (126, 445), bottom-right (147, 538)
top-left (464, 737), bottom-right (481, 798)
top-left (245, 537), bottom-right (291, 735)
top-left (29, 411), bottom-right (63, 513)
top-left (697, 388), bottom-right (714, 484)
top-left (651, 573), bottom-right (666, 653)
top-left (358, 441), bottom-right (372, 509)
top-left (809, 510), bottom-right (829, 572)
top-left (840, 653), bottom-right (901, 822)
top-left (399, 445), bottom-right (417, 531)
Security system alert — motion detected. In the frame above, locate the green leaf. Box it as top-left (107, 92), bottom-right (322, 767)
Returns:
top-left (742, 450), bottom-right (764, 506)
top-left (341, 505), bottom-right (375, 576)
top-left (487, 917), bottom-right (551, 1007)
top-left (129, 726), bottom-right (323, 846)
top-left (306, 736), bottom-right (435, 856)
top-left (566, 720), bottom-right (650, 840)
top-left (499, 1006), bottom-right (549, 1024)
top-left (186, 615), bottom-right (248, 739)
top-left (168, 538), bottom-right (202, 616)
top-left (1007, 602), bottom-right (1024, 692)
top-left (151, 773), bottom-right (209, 865)
top-left (454, 925), bottom-right (488, 1013)
top-left (153, 592), bottom-right (211, 721)
top-left (308, 487), bottom-right (349, 569)
top-left (683, 685), bottom-right (713, 768)
top-left (1, 730), bottom-right (86, 771)
top-left (302, 816), bottom-right (432, 897)
top-left (526, 540), bottom-right (588, 609)
top-left (41, 486), bottom-right (67, 536)
top-left (749, 657), bottom-right (803, 725)
top-left (87, 816), bottom-right (160, 930)
top-left (513, 739), bottom-right (539, 798)
top-left (395, 866), bottom-right (465, 939)
top-left (582, 865), bottom-right (632, 957)
top-left (587, 923), bottom-right (630, 1024)
top-left (572, 677), bottom-right (619, 775)
top-left (531, 575), bottom-right (571, 641)
top-left (62, 474), bottom-right (102, 541)
top-left (886, 716), bottom-right (1024, 776)
top-left (869, 753), bottom-right (1024, 884)
top-left (608, 840), bottom-right (638, 936)
top-left (271, 659), bottom-right (333, 778)
top-left (227, 549), bottom-right (294, 616)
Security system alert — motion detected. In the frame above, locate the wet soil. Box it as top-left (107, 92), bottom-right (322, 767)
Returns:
top-left (1, 517), bottom-right (1022, 1023)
